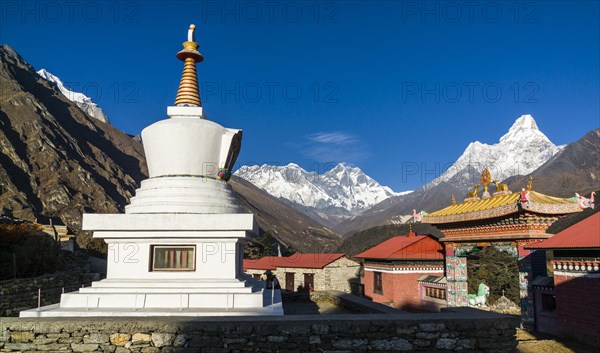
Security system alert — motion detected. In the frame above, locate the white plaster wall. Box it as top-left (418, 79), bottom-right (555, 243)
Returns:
top-left (105, 238), bottom-right (239, 280)
top-left (142, 118), bottom-right (226, 178)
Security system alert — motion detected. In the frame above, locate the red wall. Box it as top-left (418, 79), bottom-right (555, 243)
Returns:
top-left (554, 274), bottom-right (600, 346)
top-left (363, 269), bottom-right (443, 310)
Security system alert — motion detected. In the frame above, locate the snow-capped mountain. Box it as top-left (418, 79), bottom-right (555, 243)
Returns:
top-left (235, 163), bottom-right (405, 218)
top-left (37, 69), bottom-right (110, 124)
top-left (428, 114), bottom-right (563, 190)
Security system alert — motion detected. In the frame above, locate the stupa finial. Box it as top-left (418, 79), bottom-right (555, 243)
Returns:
top-left (174, 24), bottom-right (204, 107)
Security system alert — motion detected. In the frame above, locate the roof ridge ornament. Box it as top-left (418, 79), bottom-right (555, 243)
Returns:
top-left (481, 168), bottom-right (492, 199)
top-left (465, 184), bottom-right (481, 202)
top-left (492, 179), bottom-right (511, 197)
top-left (174, 24), bottom-right (204, 107)
top-left (526, 176), bottom-right (533, 191)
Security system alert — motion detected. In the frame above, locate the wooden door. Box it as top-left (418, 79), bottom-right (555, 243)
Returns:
top-left (285, 272), bottom-right (295, 291)
top-left (304, 273), bottom-right (314, 291)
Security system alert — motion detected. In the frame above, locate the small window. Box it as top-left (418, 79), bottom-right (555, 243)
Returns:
top-left (152, 245), bottom-right (195, 271)
top-left (374, 271), bottom-right (383, 294)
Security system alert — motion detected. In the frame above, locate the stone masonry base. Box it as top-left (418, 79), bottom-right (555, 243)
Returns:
top-left (0, 308), bottom-right (518, 352)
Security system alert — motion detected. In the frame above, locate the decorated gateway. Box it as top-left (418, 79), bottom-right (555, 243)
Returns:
top-left (422, 169), bottom-right (582, 326)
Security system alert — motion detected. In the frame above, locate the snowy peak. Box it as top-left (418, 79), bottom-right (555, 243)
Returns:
top-left (510, 114), bottom-right (538, 131)
top-left (429, 114), bottom-right (562, 191)
top-left (235, 163), bottom-right (400, 215)
top-left (500, 114), bottom-right (546, 144)
top-left (37, 69), bottom-right (110, 124)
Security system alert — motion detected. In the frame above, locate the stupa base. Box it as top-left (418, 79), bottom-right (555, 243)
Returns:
top-left (20, 287), bottom-right (283, 317)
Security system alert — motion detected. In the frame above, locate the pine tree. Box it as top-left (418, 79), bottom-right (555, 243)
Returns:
top-left (467, 246), bottom-right (519, 304)
top-left (244, 231), bottom-right (277, 259)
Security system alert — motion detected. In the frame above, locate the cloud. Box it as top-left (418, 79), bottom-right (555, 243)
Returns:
top-left (300, 131), bottom-right (370, 163)
top-left (308, 132), bottom-right (358, 145)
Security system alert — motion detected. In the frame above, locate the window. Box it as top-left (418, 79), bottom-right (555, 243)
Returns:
top-left (373, 271), bottom-right (383, 294)
top-left (151, 245), bottom-right (195, 271)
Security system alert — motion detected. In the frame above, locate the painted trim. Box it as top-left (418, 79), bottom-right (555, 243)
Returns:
top-left (364, 266), bottom-right (443, 274)
top-left (553, 271), bottom-right (600, 278)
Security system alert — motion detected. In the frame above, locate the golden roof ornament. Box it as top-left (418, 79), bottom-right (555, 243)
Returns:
top-left (493, 179), bottom-right (510, 196)
top-left (480, 168), bottom-right (492, 199)
top-left (481, 168), bottom-right (492, 193)
top-left (526, 176), bottom-right (533, 191)
top-left (466, 184), bottom-right (480, 200)
top-left (451, 194), bottom-right (457, 205)
top-left (174, 24), bottom-right (204, 107)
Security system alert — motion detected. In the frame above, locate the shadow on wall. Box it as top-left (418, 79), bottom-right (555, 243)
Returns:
top-left (396, 302), bottom-right (432, 313)
top-left (550, 275), bottom-right (600, 348)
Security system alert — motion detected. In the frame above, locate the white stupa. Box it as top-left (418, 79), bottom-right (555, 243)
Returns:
top-left (21, 25), bottom-right (283, 317)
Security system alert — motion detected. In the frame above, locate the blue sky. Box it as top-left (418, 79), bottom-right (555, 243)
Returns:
top-left (2, 0), bottom-right (599, 191)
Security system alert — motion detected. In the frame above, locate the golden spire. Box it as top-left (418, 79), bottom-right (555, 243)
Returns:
top-left (481, 168), bottom-right (492, 194)
top-left (174, 24), bottom-right (204, 107)
top-left (526, 176), bottom-right (533, 191)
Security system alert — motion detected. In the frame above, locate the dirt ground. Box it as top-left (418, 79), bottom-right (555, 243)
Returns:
top-left (517, 329), bottom-right (598, 353)
top-left (282, 297), bottom-right (352, 315)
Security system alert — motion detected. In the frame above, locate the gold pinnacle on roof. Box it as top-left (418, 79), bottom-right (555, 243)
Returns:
top-left (174, 24), bottom-right (204, 107)
top-left (526, 176), bottom-right (533, 191)
top-left (481, 168), bottom-right (492, 194)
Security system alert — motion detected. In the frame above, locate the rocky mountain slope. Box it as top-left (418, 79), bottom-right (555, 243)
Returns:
top-left (506, 128), bottom-right (600, 197)
top-left (333, 182), bottom-right (461, 236)
top-left (336, 223), bottom-right (444, 257)
top-left (0, 44), bottom-right (147, 229)
top-left (0, 45), bottom-right (340, 252)
top-left (229, 176), bottom-right (341, 252)
top-left (37, 69), bottom-right (110, 124)
top-left (235, 163), bottom-right (403, 226)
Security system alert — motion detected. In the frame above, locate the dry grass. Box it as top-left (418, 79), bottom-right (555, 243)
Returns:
top-left (517, 329), bottom-right (598, 353)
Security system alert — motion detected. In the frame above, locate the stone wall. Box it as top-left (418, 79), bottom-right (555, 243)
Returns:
top-left (0, 308), bottom-right (518, 352)
top-left (0, 271), bottom-right (101, 317)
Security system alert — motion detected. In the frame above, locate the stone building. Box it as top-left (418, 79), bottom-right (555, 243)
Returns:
top-left (526, 212), bottom-right (600, 347)
top-left (354, 231), bottom-right (444, 310)
top-left (244, 254), bottom-right (360, 293)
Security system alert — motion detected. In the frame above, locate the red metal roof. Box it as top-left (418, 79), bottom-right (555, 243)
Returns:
top-left (242, 258), bottom-right (277, 271)
top-left (243, 253), bottom-right (348, 271)
top-left (527, 213), bottom-right (600, 249)
top-left (354, 232), bottom-right (444, 260)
